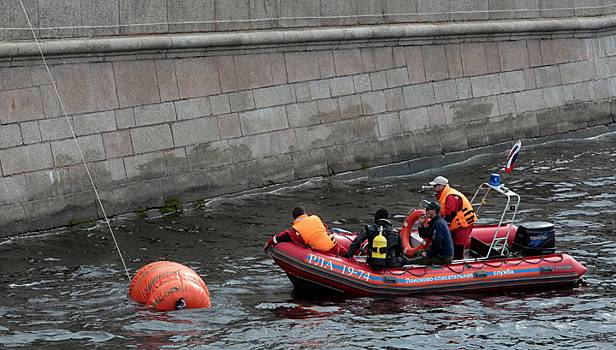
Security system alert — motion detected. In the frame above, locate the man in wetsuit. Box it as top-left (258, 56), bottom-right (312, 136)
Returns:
top-left (343, 208), bottom-right (405, 270)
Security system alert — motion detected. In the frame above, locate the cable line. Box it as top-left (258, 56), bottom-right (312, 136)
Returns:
top-left (18, 0), bottom-right (132, 283)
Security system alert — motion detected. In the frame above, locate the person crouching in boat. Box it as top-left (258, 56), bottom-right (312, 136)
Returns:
top-left (343, 208), bottom-right (405, 270)
top-left (429, 176), bottom-right (477, 260)
top-left (413, 201), bottom-right (454, 266)
top-left (263, 207), bottom-right (348, 256)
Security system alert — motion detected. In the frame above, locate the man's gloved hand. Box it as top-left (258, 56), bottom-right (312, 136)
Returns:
top-left (342, 252), bottom-right (353, 259)
top-left (263, 235), bottom-right (276, 251)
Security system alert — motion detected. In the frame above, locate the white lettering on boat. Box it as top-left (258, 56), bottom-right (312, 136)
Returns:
top-left (306, 254), bottom-right (334, 271)
top-left (492, 269), bottom-right (514, 276)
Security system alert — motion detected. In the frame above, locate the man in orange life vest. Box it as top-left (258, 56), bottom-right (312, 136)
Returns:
top-left (263, 207), bottom-right (348, 256)
top-left (429, 176), bottom-right (477, 260)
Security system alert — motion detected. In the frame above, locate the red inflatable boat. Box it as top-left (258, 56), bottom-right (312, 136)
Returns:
top-left (268, 181), bottom-right (588, 296)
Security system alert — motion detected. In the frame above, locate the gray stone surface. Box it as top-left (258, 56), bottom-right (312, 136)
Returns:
top-left (115, 108), bottom-right (136, 129)
top-left (514, 89), bottom-right (545, 113)
top-left (333, 49), bottom-right (363, 76)
top-left (433, 80), bottom-right (458, 103)
top-left (377, 112), bottom-right (402, 137)
top-left (215, 0), bottom-right (250, 31)
top-left (124, 151), bottom-right (167, 180)
top-left (384, 88), bottom-right (405, 111)
top-left (175, 57), bottom-right (221, 99)
top-left (0, 67), bottom-right (32, 91)
top-left (0, 124), bottom-right (22, 149)
top-left (461, 43), bottom-right (488, 76)
top-left (103, 130), bottom-right (133, 159)
top-left (229, 91), bottom-right (255, 112)
top-left (385, 67), bottom-right (411, 88)
top-left (499, 41), bottom-right (530, 71)
top-left (403, 83), bottom-right (435, 108)
top-left (330, 77), bottom-right (355, 97)
top-left (471, 74), bottom-right (502, 97)
top-left (405, 46), bottom-right (426, 84)
top-left (317, 98), bottom-right (341, 123)
top-left (309, 80), bottom-right (331, 99)
top-left (293, 82), bottom-right (312, 102)
top-left (54, 63), bottom-right (118, 115)
top-left (210, 95), bottom-right (231, 116)
top-left (172, 117), bottom-right (220, 147)
top-left (114, 60), bottom-right (160, 108)
top-left (174, 98), bottom-right (210, 121)
top-left (253, 85), bottom-right (296, 108)
top-left (499, 70), bottom-right (526, 93)
top-left (445, 45), bottom-right (464, 78)
top-left (51, 135), bottom-right (105, 167)
top-left (286, 102), bottom-right (320, 127)
top-left (228, 132), bottom-right (281, 161)
top-left (285, 52), bottom-right (321, 83)
top-left (234, 54), bottom-right (274, 90)
top-left (130, 124), bottom-right (174, 154)
top-left (338, 95), bottom-right (363, 119)
top-left (422, 46), bottom-right (449, 81)
top-left (20, 121), bottom-right (42, 145)
top-left (0, 174), bottom-right (27, 206)
top-left (73, 111), bottom-right (117, 135)
top-left (39, 117), bottom-right (75, 141)
top-left (167, 0), bottom-right (215, 32)
top-left (353, 74), bottom-right (372, 93)
top-left (361, 91), bottom-right (387, 115)
top-left (559, 61), bottom-right (596, 84)
top-left (239, 106), bottom-right (288, 135)
top-left (534, 66), bottom-right (562, 87)
top-left (0, 87), bottom-right (45, 124)
top-left (217, 113), bottom-right (242, 139)
top-left (295, 124), bottom-right (334, 150)
top-left (118, 0), bottom-right (167, 34)
top-left (370, 71), bottom-right (388, 90)
top-left (399, 107), bottom-right (429, 132)
top-left (155, 60), bottom-right (180, 102)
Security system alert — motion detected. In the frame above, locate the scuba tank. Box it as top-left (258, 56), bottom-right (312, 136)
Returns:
top-left (370, 226), bottom-right (388, 270)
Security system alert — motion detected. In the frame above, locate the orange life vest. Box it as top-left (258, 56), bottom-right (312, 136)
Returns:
top-left (437, 185), bottom-right (477, 231)
top-left (292, 214), bottom-right (336, 251)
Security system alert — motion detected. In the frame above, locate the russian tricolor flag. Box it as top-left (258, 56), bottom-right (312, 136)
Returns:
top-left (504, 140), bottom-right (521, 173)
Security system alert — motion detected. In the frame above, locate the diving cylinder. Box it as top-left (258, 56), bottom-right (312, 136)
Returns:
top-left (371, 226), bottom-right (388, 269)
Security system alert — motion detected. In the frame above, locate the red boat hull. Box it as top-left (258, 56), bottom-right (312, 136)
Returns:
top-left (270, 226), bottom-right (587, 296)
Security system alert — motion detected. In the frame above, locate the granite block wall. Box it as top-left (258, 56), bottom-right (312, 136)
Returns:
top-left (1, 0), bottom-right (616, 40)
top-left (1, 3), bottom-right (616, 235)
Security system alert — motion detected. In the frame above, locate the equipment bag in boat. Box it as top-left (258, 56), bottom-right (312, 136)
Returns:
top-left (512, 222), bottom-right (556, 256)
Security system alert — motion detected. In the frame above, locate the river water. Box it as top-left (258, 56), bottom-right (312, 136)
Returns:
top-left (1, 133), bottom-right (615, 349)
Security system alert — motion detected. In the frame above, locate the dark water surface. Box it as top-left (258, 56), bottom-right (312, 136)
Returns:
top-left (1, 133), bottom-right (615, 349)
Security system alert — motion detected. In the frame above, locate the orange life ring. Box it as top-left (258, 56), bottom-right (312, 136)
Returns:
top-left (399, 209), bottom-right (429, 258)
top-left (128, 261), bottom-right (211, 310)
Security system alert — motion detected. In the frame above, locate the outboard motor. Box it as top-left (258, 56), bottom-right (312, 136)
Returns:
top-left (512, 222), bottom-right (556, 256)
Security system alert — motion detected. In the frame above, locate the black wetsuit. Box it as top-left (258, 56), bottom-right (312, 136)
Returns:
top-left (345, 219), bottom-right (405, 269)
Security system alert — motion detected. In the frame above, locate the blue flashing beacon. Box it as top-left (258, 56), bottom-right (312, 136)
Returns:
top-left (489, 173), bottom-right (501, 187)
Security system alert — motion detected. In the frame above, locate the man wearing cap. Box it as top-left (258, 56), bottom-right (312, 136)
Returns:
top-left (429, 175), bottom-right (477, 260)
top-left (413, 201), bottom-right (453, 265)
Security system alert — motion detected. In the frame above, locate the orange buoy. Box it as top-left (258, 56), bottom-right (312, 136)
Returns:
top-left (399, 209), bottom-right (429, 258)
top-left (128, 261), bottom-right (211, 311)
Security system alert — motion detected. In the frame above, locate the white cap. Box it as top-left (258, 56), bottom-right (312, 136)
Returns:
top-left (428, 176), bottom-right (448, 186)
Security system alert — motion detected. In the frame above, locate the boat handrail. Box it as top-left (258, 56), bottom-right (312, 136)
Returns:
top-left (470, 182), bottom-right (521, 259)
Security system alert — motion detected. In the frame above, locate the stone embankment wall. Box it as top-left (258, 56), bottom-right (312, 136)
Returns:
top-left (1, 1), bottom-right (616, 235)
top-left (2, 0), bottom-right (613, 41)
